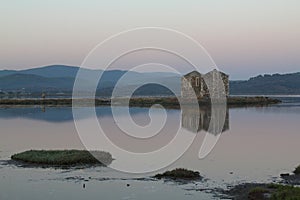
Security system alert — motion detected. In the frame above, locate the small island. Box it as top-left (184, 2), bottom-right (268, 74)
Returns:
top-left (154, 168), bottom-right (202, 181)
top-left (11, 150), bottom-right (113, 168)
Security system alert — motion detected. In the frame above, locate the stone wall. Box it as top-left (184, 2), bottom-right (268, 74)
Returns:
top-left (181, 71), bottom-right (203, 99)
top-left (181, 70), bottom-right (229, 99)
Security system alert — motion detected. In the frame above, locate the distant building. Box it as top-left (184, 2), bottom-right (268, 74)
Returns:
top-left (181, 69), bottom-right (229, 99)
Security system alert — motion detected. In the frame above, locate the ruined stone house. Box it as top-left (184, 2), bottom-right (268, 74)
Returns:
top-left (181, 69), bottom-right (229, 99)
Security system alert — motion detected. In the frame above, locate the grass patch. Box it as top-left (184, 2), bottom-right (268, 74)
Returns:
top-left (250, 187), bottom-right (270, 193)
top-left (249, 187), bottom-right (271, 200)
top-left (11, 150), bottom-right (113, 167)
top-left (154, 168), bottom-right (201, 181)
top-left (270, 184), bottom-right (300, 200)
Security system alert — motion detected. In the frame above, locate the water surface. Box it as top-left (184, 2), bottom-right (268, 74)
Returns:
top-left (0, 97), bottom-right (299, 199)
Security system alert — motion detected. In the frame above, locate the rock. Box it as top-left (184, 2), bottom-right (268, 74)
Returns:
top-left (280, 173), bottom-right (290, 177)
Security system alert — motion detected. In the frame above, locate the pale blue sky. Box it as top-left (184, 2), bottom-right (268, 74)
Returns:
top-left (0, 0), bottom-right (299, 79)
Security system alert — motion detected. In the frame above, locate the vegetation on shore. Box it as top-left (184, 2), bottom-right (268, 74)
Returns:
top-left (225, 183), bottom-right (300, 200)
top-left (223, 165), bottom-right (300, 199)
top-left (0, 98), bottom-right (111, 106)
top-left (227, 96), bottom-right (281, 106)
top-left (11, 150), bottom-right (113, 167)
top-left (154, 168), bottom-right (202, 181)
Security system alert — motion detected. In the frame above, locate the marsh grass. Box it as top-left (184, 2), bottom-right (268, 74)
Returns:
top-left (270, 184), bottom-right (300, 200)
top-left (154, 168), bottom-right (201, 180)
top-left (11, 150), bottom-right (112, 167)
top-left (249, 187), bottom-right (271, 200)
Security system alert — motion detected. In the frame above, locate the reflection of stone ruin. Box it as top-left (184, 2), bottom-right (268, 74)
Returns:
top-left (181, 69), bottom-right (229, 99)
top-left (181, 106), bottom-right (229, 135)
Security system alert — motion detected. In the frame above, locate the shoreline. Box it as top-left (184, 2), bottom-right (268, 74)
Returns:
top-left (219, 165), bottom-right (300, 199)
top-left (0, 96), bottom-right (281, 108)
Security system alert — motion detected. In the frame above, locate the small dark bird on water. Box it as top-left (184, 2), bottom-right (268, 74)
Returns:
top-left (83, 184), bottom-right (86, 188)
top-left (127, 184), bottom-right (130, 187)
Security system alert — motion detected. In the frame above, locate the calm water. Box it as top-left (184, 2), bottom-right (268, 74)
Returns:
top-left (0, 97), bottom-right (300, 200)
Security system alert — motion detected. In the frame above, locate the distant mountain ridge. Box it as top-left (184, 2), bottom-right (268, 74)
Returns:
top-left (0, 65), bottom-right (299, 96)
top-left (0, 65), bottom-right (178, 79)
top-left (0, 73), bottom-right (76, 90)
top-left (230, 72), bottom-right (300, 95)
top-left (0, 65), bottom-right (82, 78)
top-left (0, 65), bottom-right (181, 96)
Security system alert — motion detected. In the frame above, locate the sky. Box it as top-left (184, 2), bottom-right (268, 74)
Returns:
top-left (0, 0), bottom-right (299, 80)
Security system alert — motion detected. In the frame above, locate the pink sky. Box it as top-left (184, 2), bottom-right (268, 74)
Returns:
top-left (1, 0), bottom-right (299, 79)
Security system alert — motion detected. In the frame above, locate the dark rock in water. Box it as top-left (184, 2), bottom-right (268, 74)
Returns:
top-left (83, 184), bottom-right (86, 188)
top-left (281, 174), bottom-right (300, 185)
top-left (280, 173), bottom-right (290, 177)
top-left (281, 165), bottom-right (300, 185)
top-left (126, 184), bottom-right (130, 187)
top-left (229, 172), bottom-right (233, 175)
top-left (294, 165), bottom-right (300, 175)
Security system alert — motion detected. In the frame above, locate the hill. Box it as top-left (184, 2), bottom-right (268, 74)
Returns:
top-left (0, 65), bottom-right (80, 78)
top-left (0, 74), bottom-right (76, 91)
top-left (230, 72), bottom-right (300, 95)
top-left (0, 65), bottom-right (180, 96)
top-left (0, 65), bottom-right (299, 96)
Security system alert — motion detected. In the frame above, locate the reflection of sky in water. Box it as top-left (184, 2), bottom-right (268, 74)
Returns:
top-left (1, 97), bottom-right (298, 122)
